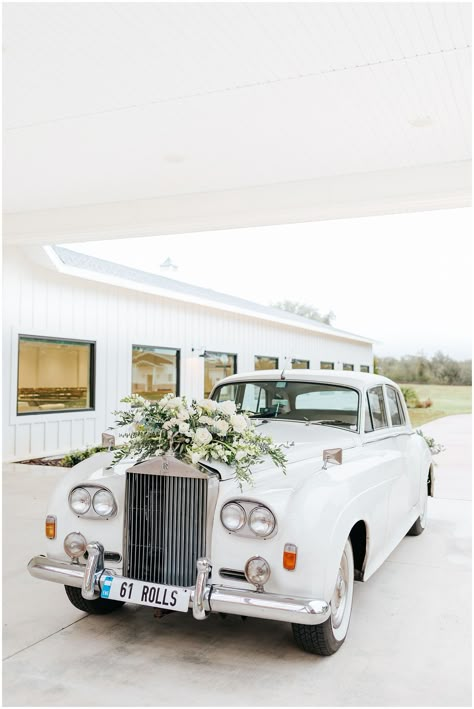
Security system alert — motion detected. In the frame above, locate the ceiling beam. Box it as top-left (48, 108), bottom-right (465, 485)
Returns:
top-left (3, 160), bottom-right (470, 245)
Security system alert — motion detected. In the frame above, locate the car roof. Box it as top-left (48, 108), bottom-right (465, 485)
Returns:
top-left (215, 369), bottom-right (398, 391)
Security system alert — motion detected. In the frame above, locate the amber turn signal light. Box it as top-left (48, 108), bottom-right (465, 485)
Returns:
top-left (283, 543), bottom-right (297, 570)
top-left (45, 515), bottom-right (57, 539)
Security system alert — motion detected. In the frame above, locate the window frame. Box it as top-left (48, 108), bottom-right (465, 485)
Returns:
top-left (291, 358), bottom-right (310, 369)
top-left (385, 384), bottom-right (406, 427)
top-left (366, 385), bottom-right (389, 431)
top-left (343, 363), bottom-right (354, 371)
top-left (16, 334), bottom-right (96, 417)
top-left (254, 355), bottom-right (279, 370)
top-left (131, 343), bottom-right (181, 400)
top-left (360, 365), bottom-right (370, 373)
top-left (320, 361), bottom-right (334, 370)
top-left (204, 351), bottom-right (238, 397)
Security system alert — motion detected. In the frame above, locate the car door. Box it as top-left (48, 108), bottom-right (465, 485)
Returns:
top-left (385, 384), bottom-right (419, 509)
top-left (363, 385), bottom-right (407, 545)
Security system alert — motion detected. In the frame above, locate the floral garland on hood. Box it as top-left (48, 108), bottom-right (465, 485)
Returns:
top-left (112, 394), bottom-right (287, 488)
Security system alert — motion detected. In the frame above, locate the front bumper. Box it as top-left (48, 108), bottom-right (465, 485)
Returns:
top-left (28, 548), bottom-right (330, 626)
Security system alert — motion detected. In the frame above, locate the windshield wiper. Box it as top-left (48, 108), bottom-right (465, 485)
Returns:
top-left (309, 420), bottom-right (357, 430)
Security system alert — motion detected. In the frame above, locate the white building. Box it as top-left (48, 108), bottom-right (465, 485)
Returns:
top-left (3, 246), bottom-right (374, 461)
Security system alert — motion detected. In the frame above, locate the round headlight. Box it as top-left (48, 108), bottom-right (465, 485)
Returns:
top-left (69, 487), bottom-right (91, 515)
top-left (64, 532), bottom-right (87, 558)
top-left (245, 556), bottom-right (271, 587)
top-left (92, 489), bottom-right (116, 517)
top-left (248, 506), bottom-right (276, 537)
top-left (221, 502), bottom-right (246, 532)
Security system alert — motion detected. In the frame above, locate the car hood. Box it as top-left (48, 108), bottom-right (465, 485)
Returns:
top-left (206, 420), bottom-right (359, 481)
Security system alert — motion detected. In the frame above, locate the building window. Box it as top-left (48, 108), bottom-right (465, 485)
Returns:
top-left (204, 352), bottom-right (237, 397)
top-left (360, 365), bottom-right (370, 373)
top-left (320, 361), bottom-right (334, 370)
top-left (292, 359), bottom-right (310, 369)
top-left (343, 363), bottom-right (354, 371)
top-left (255, 356), bottom-right (279, 370)
top-left (132, 345), bottom-right (179, 400)
top-left (17, 336), bottom-right (95, 415)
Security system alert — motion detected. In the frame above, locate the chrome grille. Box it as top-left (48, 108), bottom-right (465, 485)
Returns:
top-left (125, 471), bottom-right (208, 587)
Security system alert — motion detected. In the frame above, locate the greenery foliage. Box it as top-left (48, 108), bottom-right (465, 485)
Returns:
top-left (415, 430), bottom-right (446, 457)
top-left (113, 394), bottom-right (287, 488)
top-left (271, 300), bottom-right (335, 325)
top-left (377, 351), bottom-right (471, 385)
top-left (60, 445), bottom-right (107, 467)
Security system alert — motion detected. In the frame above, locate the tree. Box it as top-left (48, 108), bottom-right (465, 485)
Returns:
top-left (272, 300), bottom-right (335, 325)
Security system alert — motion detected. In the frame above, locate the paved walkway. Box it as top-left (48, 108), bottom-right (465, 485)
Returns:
top-left (2, 415), bottom-right (471, 706)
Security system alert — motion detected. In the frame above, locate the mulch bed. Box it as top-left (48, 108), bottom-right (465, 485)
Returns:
top-left (17, 456), bottom-right (68, 467)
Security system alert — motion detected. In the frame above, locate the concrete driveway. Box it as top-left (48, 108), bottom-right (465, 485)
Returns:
top-left (2, 415), bottom-right (471, 706)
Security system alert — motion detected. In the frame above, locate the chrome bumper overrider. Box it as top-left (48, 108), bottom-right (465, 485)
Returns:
top-left (27, 549), bottom-right (330, 626)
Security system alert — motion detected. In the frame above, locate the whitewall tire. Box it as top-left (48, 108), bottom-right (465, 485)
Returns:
top-left (292, 539), bottom-right (354, 655)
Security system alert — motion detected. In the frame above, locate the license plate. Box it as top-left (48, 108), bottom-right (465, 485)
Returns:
top-left (101, 575), bottom-right (190, 612)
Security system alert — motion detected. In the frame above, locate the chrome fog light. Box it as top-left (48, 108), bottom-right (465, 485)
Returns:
top-left (64, 532), bottom-right (87, 559)
top-left (92, 489), bottom-right (116, 517)
top-left (244, 556), bottom-right (271, 591)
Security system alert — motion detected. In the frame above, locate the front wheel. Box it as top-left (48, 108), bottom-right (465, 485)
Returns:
top-left (292, 539), bottom-right (354, 655)
top-left (64, 585), bottom-right (125, 614)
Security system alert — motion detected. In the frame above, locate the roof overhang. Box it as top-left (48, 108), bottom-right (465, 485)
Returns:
top-left (4, 160), bottom-right (470, 246)
top-left (41, 245), bottom-right (376, 346)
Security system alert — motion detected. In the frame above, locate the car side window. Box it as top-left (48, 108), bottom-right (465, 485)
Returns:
top-left (386, 386), bottom-right (405, 426)
top-left (367, 386), bottom-right (388, 430)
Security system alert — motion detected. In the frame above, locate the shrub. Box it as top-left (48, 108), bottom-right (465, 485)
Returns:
top-left (60, 445), bottom-right (107, 468)
top-left (400, 386), bottom-right (418, 407)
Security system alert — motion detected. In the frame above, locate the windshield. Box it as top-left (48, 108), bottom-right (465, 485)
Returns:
top-left (213, 380), bottom-right (360, 430)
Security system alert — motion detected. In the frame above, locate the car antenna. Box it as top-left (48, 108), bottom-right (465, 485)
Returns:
top-left (280, 359), bottom-right (287, 380)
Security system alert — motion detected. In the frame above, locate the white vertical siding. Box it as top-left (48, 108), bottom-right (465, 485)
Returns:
top-left (3, 246), bottom-right (373, 460)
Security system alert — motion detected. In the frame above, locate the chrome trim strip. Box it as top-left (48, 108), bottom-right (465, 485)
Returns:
top-left (363, 431), bottom-right (415, 445)
top-left (27, 555), bottom-right (330, 625)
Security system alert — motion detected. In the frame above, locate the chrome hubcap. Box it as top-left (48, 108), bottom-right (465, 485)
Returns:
top-left (331, 551), bottom-right (349, 629)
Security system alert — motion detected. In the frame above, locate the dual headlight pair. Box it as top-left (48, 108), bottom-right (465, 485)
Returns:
top-left (69, 486), bottom-right (116, 518)
top-left (221, 502), bottom-right (276, 537)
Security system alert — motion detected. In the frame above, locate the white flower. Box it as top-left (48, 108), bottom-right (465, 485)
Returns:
top-left (134, 411), bottom-right (144, 422)
top-left (194, 427), bottom-right (213, 446)
top-left (213, 419), bottom-right (229, 436)
top-left (177, 409), bottom-right (189, 420)
top-left (198, 415), bottom-right (214, 425)
top-left (178, 421), bottom-right (191, 434)
top-left (230, 414), bottom-right (247, 433)
top-left (218, 400), bottom-right (237, 416)
top-left (162, 396), bottom-right (183, 409)
top-left (191, 451), bottom-right (201, 465)
top-left (198, 399), bottom-right (218, 412)
top-left (235, 450), bottom-right (246, 461)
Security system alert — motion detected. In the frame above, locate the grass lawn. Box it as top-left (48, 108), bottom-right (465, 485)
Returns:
top-left (400, 384), bottom-right (472, 427)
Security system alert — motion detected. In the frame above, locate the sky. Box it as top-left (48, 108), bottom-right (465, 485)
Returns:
top-left (68, 207), bottom-right (472, 360)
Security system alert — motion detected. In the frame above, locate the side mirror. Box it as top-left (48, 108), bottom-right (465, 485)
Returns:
top-left (101, 432), bottom-right (115, 451)
top-left (322, 447), bottom-right (343, 470)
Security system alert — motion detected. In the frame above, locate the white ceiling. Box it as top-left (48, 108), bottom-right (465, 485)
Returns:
top-left (3, 2), bottom-right (472, 244)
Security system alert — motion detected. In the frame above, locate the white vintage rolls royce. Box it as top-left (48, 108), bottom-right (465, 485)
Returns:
top-left (28, 370), bottom-right (433, 655)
